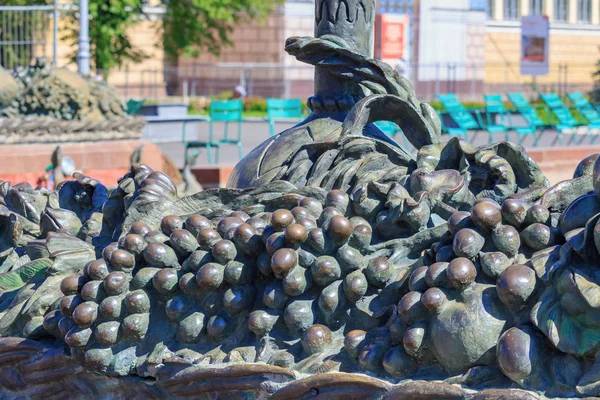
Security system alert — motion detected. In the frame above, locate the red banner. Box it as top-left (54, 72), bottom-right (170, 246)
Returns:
top-left (375, 13), bottom-right (410, 61)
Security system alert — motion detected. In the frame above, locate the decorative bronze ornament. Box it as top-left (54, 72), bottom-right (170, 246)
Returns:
top-left (0, 1), bottom-right (598, 398)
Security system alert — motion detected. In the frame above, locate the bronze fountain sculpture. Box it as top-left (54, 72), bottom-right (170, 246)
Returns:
top-left (0, 58), bottom-right (144, 144)
top-left (0, 0), bottom-right (599, 398)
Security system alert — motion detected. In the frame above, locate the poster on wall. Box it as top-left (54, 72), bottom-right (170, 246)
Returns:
top-left (375, 13), bottom-right (410, 77)
top-left (521, 15), bottom-right (549, 76)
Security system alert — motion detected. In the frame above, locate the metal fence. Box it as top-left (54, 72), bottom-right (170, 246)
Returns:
top-left (101, 62), bottom-right (597, 103)
top-left (411, 63), bottom-right (591, 102)
top-left (99, 63), bottom-right (316, 101)
top-left (0, 1), bottom-right (59, 70)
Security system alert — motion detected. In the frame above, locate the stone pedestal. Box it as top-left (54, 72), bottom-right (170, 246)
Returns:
top-left (189, 165), bottom-right (235, 189)
top-left (0, 140), bottom-right (164, 186)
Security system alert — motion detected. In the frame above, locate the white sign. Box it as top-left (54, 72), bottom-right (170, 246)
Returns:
top-left (521, 15), bottom-right (550, 76)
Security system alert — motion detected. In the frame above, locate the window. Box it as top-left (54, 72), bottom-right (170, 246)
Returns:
top-left (504, 0), bottom-right (521, 19)
top-left (379, 0), bottom-right (412, 14)
top-left (471, 0), bottom-right (486, 11)
top-left (578, 0), bottom-right (591, 22)
top-left (487, 0), bottom-right (495, 18)
top-left (554, 0), bottom-right (568, 22)
top-left (530, 0), bottom-right (544, 15)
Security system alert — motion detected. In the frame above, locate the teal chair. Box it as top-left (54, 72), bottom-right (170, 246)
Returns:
top-left (482, 94), bottom-right (539, 146)
top-left (506, 93), bottom-right (547, 128)
top-left (567, 92), bottom-right (600, 144)
top-left (126, 99), bottom-right (145, 115)
top-left (374, 121), bottom-right (411, 150)
top-left (267, 98), bottom-right (304, 137)
top-left (568, 92), bottom-right (600, 126)
top-left (183, 99), bottom-right (243, 165)
top-left (212, 99), bottom-right (244, 163)
top-left (477, 94), bottom-right (510, 143)
top-left (436, 93), bottom-right (480, 138)
top-left (375, 121), bottom-right (398, 135)
top-left (507, 93), bottom-right (549, 144)
top-left (540, 93), bottom-right (581, 145)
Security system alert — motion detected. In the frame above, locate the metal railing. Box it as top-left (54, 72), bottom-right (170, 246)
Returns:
top-left (98, 63), bottom-right (316, 101)
top-left (411, 62), bottom-right (592, 102)
top-left (99, 62), bottom-right (597, 103)
top-left (0, 1), bottom-right (59, 70)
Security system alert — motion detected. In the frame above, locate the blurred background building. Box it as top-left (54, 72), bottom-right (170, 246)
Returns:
top-left (1, 0), bottom-right (599, 101)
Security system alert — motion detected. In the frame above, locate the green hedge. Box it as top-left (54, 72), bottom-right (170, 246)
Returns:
top-left (188, 94), bottom-right (309, 115)
top-left (183, 95), bottom-right (586, 118)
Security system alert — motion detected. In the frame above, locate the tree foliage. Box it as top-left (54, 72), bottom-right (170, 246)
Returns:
top-left (1, 0), bottom-right (283, 72)
top-left (161, 0), bottom-right (284, 60)
top-left (63, 0), bottom-right (147, 72)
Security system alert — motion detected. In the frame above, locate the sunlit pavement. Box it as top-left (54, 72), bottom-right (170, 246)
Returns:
top-left (154, 120), bottom-right (303, 169)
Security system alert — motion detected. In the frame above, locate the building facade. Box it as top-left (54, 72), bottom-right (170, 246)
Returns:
top-left (168, 0), bottom-right (414, 101)
top-left (412, 0), bottom-right (600, 100)
top-left (160, 0), bottom-right (600, 101)
top-left (13, 0), bottom-right (596, 101)
top-left (484, 0), bottom-right (600, 96)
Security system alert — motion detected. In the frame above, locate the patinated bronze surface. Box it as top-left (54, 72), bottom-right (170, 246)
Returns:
top-left (0, 1), bottom-right (599, 398)
top-left (0, 59), bottom-right (144, 144)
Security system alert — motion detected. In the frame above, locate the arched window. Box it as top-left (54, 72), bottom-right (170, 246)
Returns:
top-left (578, 0), bottom-right (591, 22)
top-left (504, 0), bottom-right (521, 20)
top-left (530, 0), bottom-right (544, 15)
top-left (554, 0), bottom-right (569, 22)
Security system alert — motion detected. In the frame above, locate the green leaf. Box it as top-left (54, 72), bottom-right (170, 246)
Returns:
top-left (528, 245), bottom-right (561, 281)
top-left (532, 278), bottom-right (600, 356)
top-left (45, 233), bottom-right (95, 276)
top-left (0, 258), bottom-right (52, 293)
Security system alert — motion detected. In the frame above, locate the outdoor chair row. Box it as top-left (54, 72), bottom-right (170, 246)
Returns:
top-left (436, 92), bottom-right (600, 146)
top-left (183, 98), bottom-right (305, 164)
top-left (181, 92), bottom-right (600, 165)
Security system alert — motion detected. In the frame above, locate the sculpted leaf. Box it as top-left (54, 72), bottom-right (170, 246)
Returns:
top-left (531, 270), bottom-right (600, 356)
top-left (0, 258), bottom-right (52, 293)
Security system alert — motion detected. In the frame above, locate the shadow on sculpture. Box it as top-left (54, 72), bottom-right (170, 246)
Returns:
top-left (0, 0), bottom-right (598, 399)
